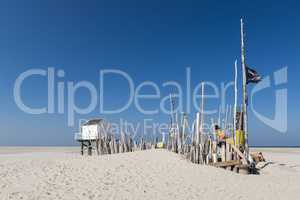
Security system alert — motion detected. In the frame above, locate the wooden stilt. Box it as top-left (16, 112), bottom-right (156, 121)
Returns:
top-left (226, 142), bottom-right (233, 170)
top-left (88, 141), bottom-right (92, 156)
top-left (81, 142), bottom-right (84, 156)
top-left (221, 141), bottom-right (226, 162)
top-left (96, 140), bottom-right (99, 155)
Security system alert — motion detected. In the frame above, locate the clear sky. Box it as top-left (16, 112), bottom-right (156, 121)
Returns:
top-left (0, 0), bottom-right (299, 146)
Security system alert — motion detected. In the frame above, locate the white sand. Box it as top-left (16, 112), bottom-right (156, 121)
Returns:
top-left (0, 147), bottom-right (299, 200)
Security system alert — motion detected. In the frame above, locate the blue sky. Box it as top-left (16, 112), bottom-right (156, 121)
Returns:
top-left (0, 0), bottom-right (299, 146)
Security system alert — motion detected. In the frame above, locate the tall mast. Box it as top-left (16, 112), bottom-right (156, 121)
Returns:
top-left (228, 104), bottom-right (232, 131)
top-left (218, 105), bottom-right (221, 127)
top-left (240, 18), bottom-right (249, 159)
top-left (234, 60), bottom-right (238, 146)
top-left (200, 82), bottom-right (205, 133)
top-left (224, 104), bottom-right (229, 131)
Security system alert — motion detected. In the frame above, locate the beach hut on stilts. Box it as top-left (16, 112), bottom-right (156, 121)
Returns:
top-left (75, 119), bottom-right (105, 156)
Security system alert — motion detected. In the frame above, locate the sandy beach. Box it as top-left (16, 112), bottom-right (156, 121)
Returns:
top-left (0, 147), bottom-right (299, 200)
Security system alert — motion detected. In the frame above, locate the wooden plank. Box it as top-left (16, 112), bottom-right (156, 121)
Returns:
top-left (230, 144), bottom-right (247, 164)
top-left (212, 160), bottom-right (241, 168)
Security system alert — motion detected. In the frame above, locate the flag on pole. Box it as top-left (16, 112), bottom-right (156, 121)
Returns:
top-left (246, 66), bottom-right (262, 84)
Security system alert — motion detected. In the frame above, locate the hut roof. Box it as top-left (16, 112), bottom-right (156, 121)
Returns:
top-left (83, 119), bottom-right (103, 126)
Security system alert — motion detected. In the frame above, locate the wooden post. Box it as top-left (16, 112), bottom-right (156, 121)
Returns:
top-left (81, 142), bottom-right (84, 156)
top-left (195, 112), bottom-right (201, 164)
top-left (233, 60), bottom-right (238, 146)
top-left (200, 82), bottom-right (205, 132)
top-left (190, 120), bottom-right (196, 163)
top-left (224, 104), bottom-right (228, 131)
top-left (218, 105), bottom-right (221, 127)
top-left (182, 113), bottom-right (189, 155)
top-left (226, 142), bottom-right (232, 170)
top-left (169, 94), bottom-right (175, 152)
top-left (199, 82), bottom-right (205, 164)
top-left (88, 141), bottom-right (92, 156)
top-left (110, 139), bottom-right (114, 154)
top-left (115, 138), bottom-right (119, 153)
top-left (241, 18), bottom-right (249, 161)
top-left (221, 142), bottom-right (226, 162)
top-left (228, 104), bottom-right (232, 133)
top-left (212, 141), bottom-right (217, 163)
top-left (96, 140), bottom-right (100, 155)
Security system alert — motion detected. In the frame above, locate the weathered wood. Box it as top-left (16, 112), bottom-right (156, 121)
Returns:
top-left (96, 140), bottom-right (99, 155)
top-left (88, 141), bottom-right (92, 156)
top-left (221, 142), bottom-right (226, 162)
top-left (212, 160), bottom-right (241, 168)
top-left (212, 153), bottom-right (217, 163)
top-left (226, 142), bottom-right (232, 161)
top-left (195, 113), bottom-right (201, 164)
top-left (109, 140), bottom-right (114, 154)
top-left (233, 60), bottom-right (238, 146)
top-left (231, 144), bottom-right (247, 164)
top-left (241, 18), bottom-right (249, 162)
top-left (212, 141), bottom-right (217, 163)
top-left (250, 152), bottom-right (266, 163)
top-left (81, 142), bottom-right (84, 156)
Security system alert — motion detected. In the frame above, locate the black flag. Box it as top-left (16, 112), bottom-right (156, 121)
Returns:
top-left (246, 66), bottom-right (262, 84)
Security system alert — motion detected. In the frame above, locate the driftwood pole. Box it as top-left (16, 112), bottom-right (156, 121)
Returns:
top-left (240, 18), bottom-right (249, 160)
top-left (200, 82), bottom-right (205, 132)
top-left (181, 113), bottom-right (189, 154)
top-left (200, 82), bottom-right (205, 164)
top-left (169, 94), bottom-right (178, 153)
top-left (218, 105), bottom-right (221, 127)
top-left (191, 119), bottom-right (196, 162)
top-left (224, 104), bottom-right (229, 132)
top-left (195, 112), bottom-right (201, 163)
top-left (234, 60), bottom-right (238, 146)
top-left (228, 104), bottom-right (232, 132)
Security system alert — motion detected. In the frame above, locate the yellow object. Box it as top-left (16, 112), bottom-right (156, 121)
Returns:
top-left (156, 142), bottom-right (164, 149)
top-left (235, 130), bottom-right (245, 146)
top-left (227, 137), bottom-right (234, 145)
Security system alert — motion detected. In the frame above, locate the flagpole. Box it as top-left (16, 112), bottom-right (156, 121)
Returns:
top-left (240, 18), bottom-right (249, 160)
top-left (234, 60), bottom-right (238, 146)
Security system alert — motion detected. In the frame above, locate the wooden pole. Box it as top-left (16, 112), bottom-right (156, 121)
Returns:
top-left (221, 142), bottom-right (226, 162)
top-left (224, 104), bottom-right (229, 132)
top-left (195, 112), bottom-right (201, 163)
top-left (200, 82), bottom-right (205, 164)
top-left (169, 94), bottom-right (178, 152)
top-left (241, 18), bottom-right (249, 160)
top-left (88, 141), bottom-right (92, 156)
top-left (228, 104), bottom-right (232, 132)
top-left (169, 94), bottom-right (174, 128)
top-left (200, 82), bottom-right (205, 133)
top-left (234, 60), bottom-right (238, 146)
top-left (182, 113), bottom-right (188, 154)
top-left (218, 105), bottom-right (221, 127)
top-left (96, 140), bottom-right (100, 155)
top-left (81, 142), bottom-right (84, 155)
